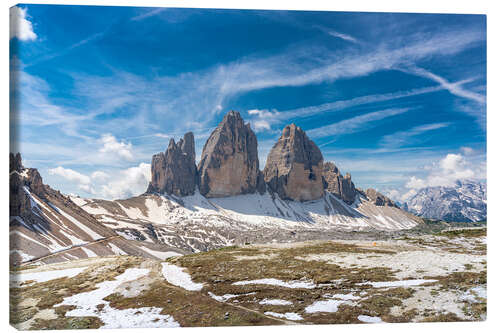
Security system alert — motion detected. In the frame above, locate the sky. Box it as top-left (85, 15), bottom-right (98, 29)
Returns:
top-left (10, 4), bottom-right (486, 201)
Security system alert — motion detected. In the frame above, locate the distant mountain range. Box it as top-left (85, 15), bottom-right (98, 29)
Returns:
top-left (402, 180), bottom-right (486, 222)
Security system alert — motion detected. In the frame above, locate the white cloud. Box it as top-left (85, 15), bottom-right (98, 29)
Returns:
top-left (385, 189), bottom-right (401, 201)
top-left (47, 163), bottom-right (151, 200)
top-left (48, 166), bottom-right (90, 185)
top-left (91, 171), bottom-right (109, 181)
top-left (253, 120), bottom-right (271, 131)
top-left (385, 151), bottom-right (485, 202)
top-left (405, 176), bottom-right (428, 190)
top-left (10, 6), bottom-right (37, 41)
top-left (247, 109), bottom-right (279, 132)
top-left (247, 109), bottom-right (263, 115)
top-left (99, 134), bottom-right (134, 161)
top-left (460, 146), bottom-right (475, 156)
top-left (405, 153), bottom-right (479, 190)
top-left (100, 163), bottom-right (151, 200)
top-left (48, 166), bottom-right (95, 194)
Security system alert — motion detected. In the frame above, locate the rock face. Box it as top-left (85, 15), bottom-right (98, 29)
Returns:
top-left (10, 153), bottom-right (47, 216)
top-left (198, 111), bottom-right (262, 197)
top-left (263, 124), bottom-right (324, 202)
top-left (322, 162), bottom-right (357, 205)
top-left (147, 132), bottom-right (197, 196)
top-left (365, 188), bottom-right (397, 207)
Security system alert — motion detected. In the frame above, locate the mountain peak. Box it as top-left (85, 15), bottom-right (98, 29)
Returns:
top-left (263, 123), bottom-right (324, 201)
top-left (198, 110), bottom-right (262, 197)
top-left (147, 132), bottom-right (197, 196)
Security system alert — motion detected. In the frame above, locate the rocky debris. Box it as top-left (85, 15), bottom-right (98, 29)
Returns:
top-left (322, 162), bottom-right (357, 205)
top-left (365, 188), bottom-right (398, 207)
top-left (147, 132), bottom-right (197, 197)
top-left (263, 124), bottom-right (324, 202)
top-left (198, 111), bottom-right (261, 197)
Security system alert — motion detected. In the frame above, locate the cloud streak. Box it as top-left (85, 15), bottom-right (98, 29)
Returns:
top-left (400, 66), bottom-right (485, 104)
top-left (308, 107), bottom-right (412, 139)
top-left (379, 122), bottom-right (449, 148)
top-left (130, 8), bottom-right (167, 21)
top-left (327, 30), bottom-right (359, 43)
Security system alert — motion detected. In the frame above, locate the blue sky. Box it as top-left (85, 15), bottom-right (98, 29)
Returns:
top-left (10, 5), bottom-right (486, 200)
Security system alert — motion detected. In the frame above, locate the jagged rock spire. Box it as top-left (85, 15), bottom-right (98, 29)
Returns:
top-left (323, 162), bottom-right (357, 205)
top-left (147, 132), bottom-right (197, 196)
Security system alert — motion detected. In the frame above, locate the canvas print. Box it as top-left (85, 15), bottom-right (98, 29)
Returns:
top-left (9, 4), bottom-right (486, 330)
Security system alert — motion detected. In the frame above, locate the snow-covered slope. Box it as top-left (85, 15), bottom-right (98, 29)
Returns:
top-left (70, 190), bottom-right (421, 253)
top-left (403, 180), bottom-right (486, 222)
top-left (9, 162), bottom-right (184, 266)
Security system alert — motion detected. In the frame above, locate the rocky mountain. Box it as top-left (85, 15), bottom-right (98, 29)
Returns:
top-left (403, 180), bottom-right (486, 222)
top-left (198, 111), bottom-right (264, 197)
top-left (147, 132), bottom-right (197, 196)
top-left (365, 188), bottom-right (397, 207)
top-left (264, 124), bottom-right (324, 202)
top-left (322, 162), bottom-right (357, 205)
top-left (10, 110), bottom-right (429, 266)
top-left (9, 153), bottom-right (184, 266)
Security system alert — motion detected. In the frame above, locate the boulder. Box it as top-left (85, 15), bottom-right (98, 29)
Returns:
top-left (198, 111), bottom-right (261, 197)
top-left (147, 132), bottom-right (197, 196)
top-left (263, 124), bottom-right (324, 201)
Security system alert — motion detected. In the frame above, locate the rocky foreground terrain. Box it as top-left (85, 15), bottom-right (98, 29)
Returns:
top-left (10, 228), bottom-right (486, 329)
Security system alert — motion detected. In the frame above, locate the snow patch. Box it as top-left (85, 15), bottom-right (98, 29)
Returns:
top-left (11, 267), bottom-right (88, 287)
top-left (264, 311), bottom-right (303, 321)
top-left (55, 268), bottom-right (177, 328)
top-left (81, 247), bottom-right (97, 258)
top-left (161, 263), bottom-right (203, 291)
top-left (109, 243), bottom-right (127, 256)
top-left (208, 292), bottom-right (256, 302)
top-left (360, 279), bottom-right (438, 288)
top-left (305, 300), bottom-right (344, 313)
top-left (55, 206), bottom-right (102, 240)
top-left (358, 315), bottom-right (383, 323)
top-left (69, 196), bottom-right (88, 207)
top-left (10, 249), bottom-right (35, 262)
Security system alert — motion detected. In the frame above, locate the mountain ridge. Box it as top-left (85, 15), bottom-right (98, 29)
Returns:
top-left (402, 180), bottom-right (486, 222)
